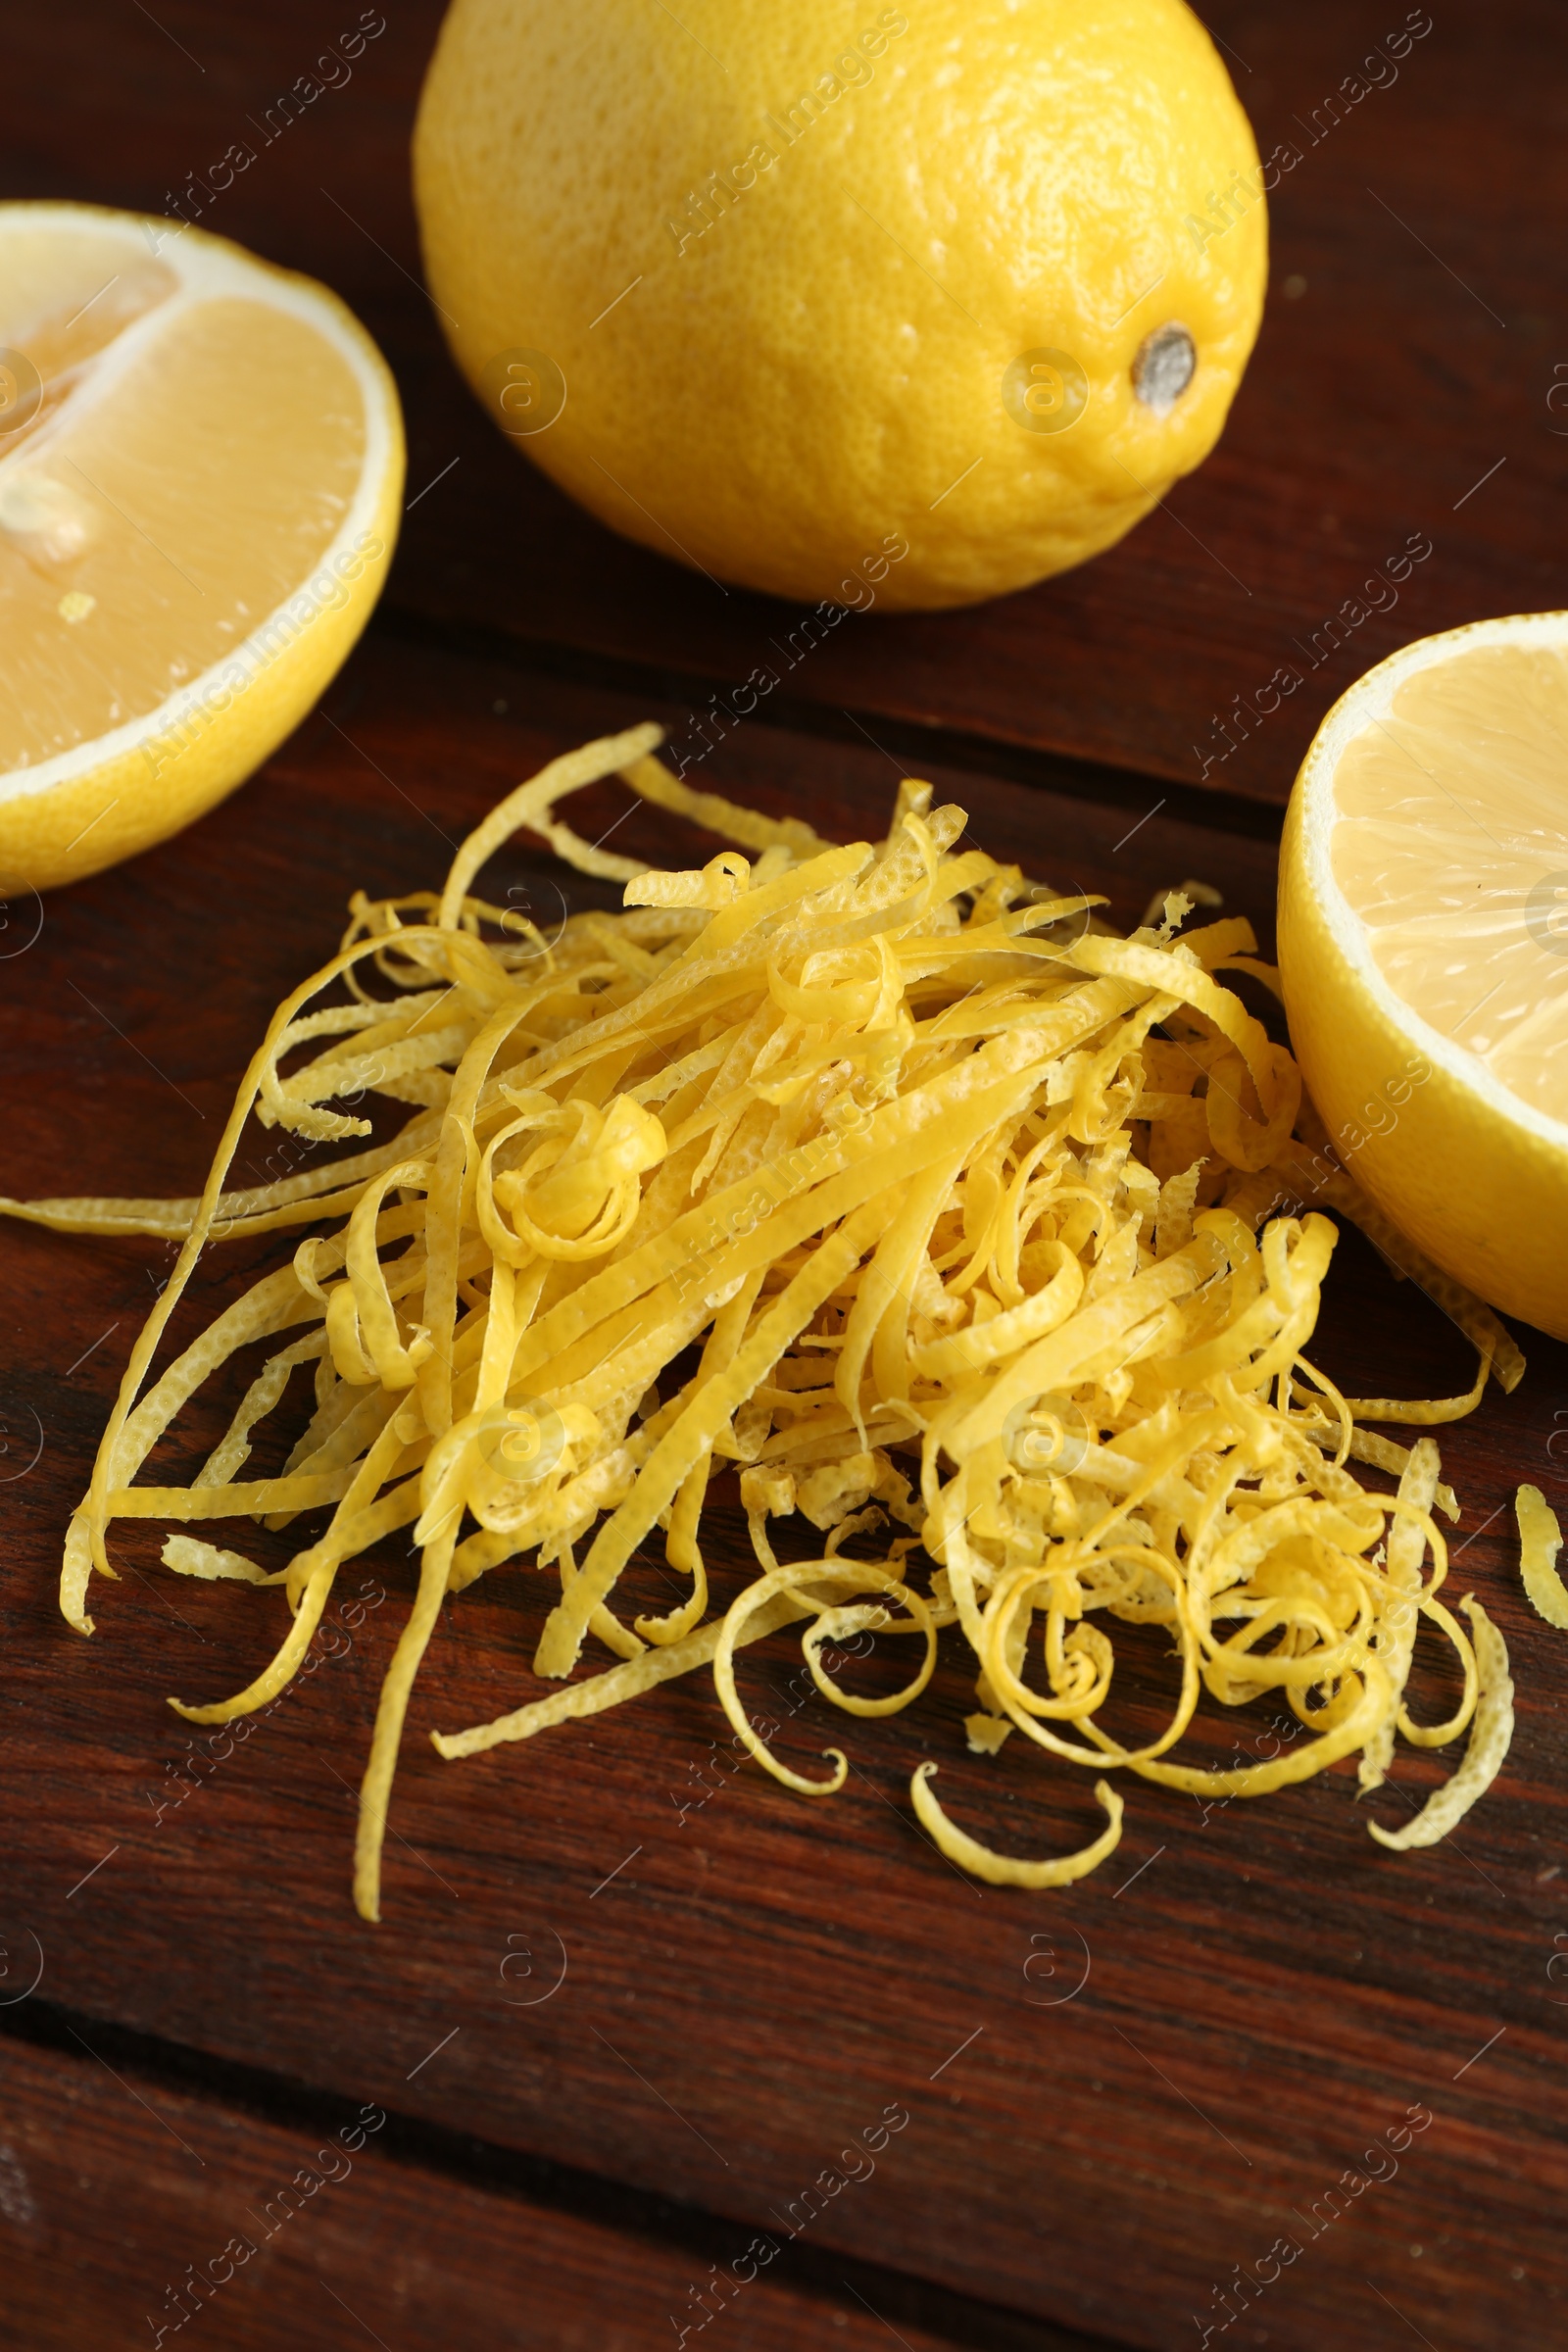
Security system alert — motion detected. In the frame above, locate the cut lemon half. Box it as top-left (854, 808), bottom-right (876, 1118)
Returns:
top-left (0, 202), bottom-right (404, 894)
top-left (1280, 612), bottom-right (1568, 1338)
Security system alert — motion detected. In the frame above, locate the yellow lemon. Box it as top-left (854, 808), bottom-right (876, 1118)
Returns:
top-left (414, 0), bottom-right (1265, 611)
top-left (1279, 613), bottom-right (1568, 1340)
top-left (0, 202), bottom-right (404, 895)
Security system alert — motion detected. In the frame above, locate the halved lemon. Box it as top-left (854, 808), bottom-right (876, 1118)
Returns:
top-left (1279, 612), bottom-right (1568, 1338)
top-left (0, 202), bottom-right (404, 894)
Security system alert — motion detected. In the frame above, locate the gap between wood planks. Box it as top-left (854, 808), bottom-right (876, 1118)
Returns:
top-left (368, 604), bottom-right (1290, 849)
top-left (0, 1992), bottom-right (1120, 2352)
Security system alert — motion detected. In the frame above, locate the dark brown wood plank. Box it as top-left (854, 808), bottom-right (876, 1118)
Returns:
top-left (1, 2028), bottom-right (1046, 2351)
top-left (3, 3), bottom-right (1563, 807)
top-left (1, 642), bottom-right (1566, 2352)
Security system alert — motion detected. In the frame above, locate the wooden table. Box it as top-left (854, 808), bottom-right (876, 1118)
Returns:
top-left (4, 8), bottom-right (1567, 2348)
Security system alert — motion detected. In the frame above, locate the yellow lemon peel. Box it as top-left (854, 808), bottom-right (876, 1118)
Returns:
top-left (1516, 1484), bottom-right (1568, 1631)
top-left (1367, 1598), bottom-right (1514, 1851)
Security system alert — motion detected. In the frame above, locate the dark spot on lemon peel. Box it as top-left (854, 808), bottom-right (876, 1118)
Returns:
top-left (1132, 321), bottom-right (1196, 415)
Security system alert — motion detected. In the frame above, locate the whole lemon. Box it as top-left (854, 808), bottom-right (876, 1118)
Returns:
top-left (415, 0), bottom-right (1265, 612)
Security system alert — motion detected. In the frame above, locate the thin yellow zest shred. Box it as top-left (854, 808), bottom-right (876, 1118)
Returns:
top-left (912, 1764), bottom-right (1124, 1886)
top-left (1516, 1484), bottom-right (1568, 1630)
top-left (1358, 1437), bottom-right (1440, 1794)
top-left (160, 1536), bottom-right (280, 1585)
top-left (9, 726), bottom-right (1529, 1918)
top-left (1368, 1598), bottom-right (1513, 1849)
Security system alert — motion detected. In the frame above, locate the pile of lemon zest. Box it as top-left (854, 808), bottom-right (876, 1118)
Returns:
top-left (16, 722), bottom-right (1530, 1921)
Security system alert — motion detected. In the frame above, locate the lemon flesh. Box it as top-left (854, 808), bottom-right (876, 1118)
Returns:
top-left (1279, 614), bottom-right (1568, 1339)
top-left (414, 0), bottom-right (1265, 612)
top-left (0, 204), bottom-right (404, 894)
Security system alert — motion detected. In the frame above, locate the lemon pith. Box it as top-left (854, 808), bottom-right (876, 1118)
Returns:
top-left (414, 0), bottom-right (1265, 611)
top-left (0, 203), bottom-right (405, 895)
top-left (1279, 612), bottom-right (1568, 1341)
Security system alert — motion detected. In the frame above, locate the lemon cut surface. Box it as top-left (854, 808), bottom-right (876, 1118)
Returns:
top-left (1280, 613), bottom-right (1568, 1337)
top-left (0, 202), bottom-right (403, 892)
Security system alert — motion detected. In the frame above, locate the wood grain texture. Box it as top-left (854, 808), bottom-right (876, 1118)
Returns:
top-left (1, 647), bottom-right (1566, 2352)
top-left (1, 2027), bottom-right (1065, 2351)
top-left (4, 6), bottom-right (1568, 2344)
top-left (3, 2), bottom-right (1565, 806)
